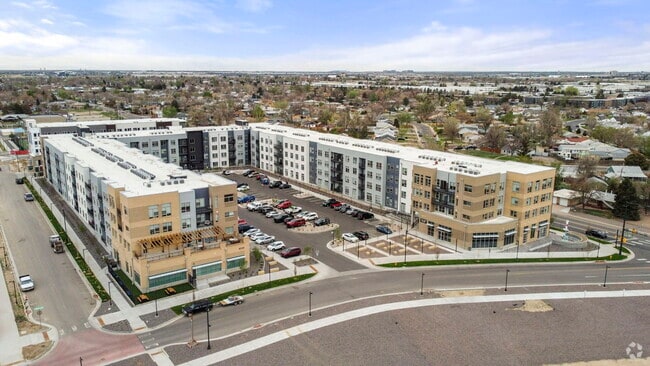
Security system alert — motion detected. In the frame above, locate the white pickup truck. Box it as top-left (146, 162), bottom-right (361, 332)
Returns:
top-left (218, 295), bottom-right (244, 306)
top-left (19, 275), bottom-right (34, 292)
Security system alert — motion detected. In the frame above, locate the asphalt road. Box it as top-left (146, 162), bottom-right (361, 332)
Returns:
top-left (0, 169), bottom-right (94, 337)
top-left (145, 260), bottom-right (650, 348)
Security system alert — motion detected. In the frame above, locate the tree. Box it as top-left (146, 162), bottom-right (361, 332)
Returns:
top-left (625, 152), bottom-right (649, 170)
top-left (564, 86), bottom-right (579, 96)
top-left (415, 96), bottom-right (435, 123)
top-left (442, 117), bottom-right (460, 140)
top-left (251, 104), bottom-right (265, 121)
top-left (475, 107), bottom-right (493, 132)
top-left (510, 124), bottom-right (535, 156)
top-left (595, 88), bottom-right (605, 99)
top-left (162, 105), bottom-right (178, 118)
top-left (318, 108), bottom-right (334, 125)
top-left (613, 178), bottom-right (640, 221)
top-left (480, 125), bottom-right (507, 150)
top-left (394, 112), bottom-right (412, 128)
top-left (537, 108), bottom-right (562, 146)
top-left (574, 155), bottom-right (600, 209)
top-left (402, 97), bottom-right (409, 107)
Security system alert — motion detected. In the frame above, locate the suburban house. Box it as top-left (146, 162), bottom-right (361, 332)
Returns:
top-left (555, 139), bottom-right (631, 161)
top-left (605, 166), bottom-right (648, 182)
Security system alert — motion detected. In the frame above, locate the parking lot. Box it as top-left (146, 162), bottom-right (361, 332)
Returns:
top-left (233, 171), bottom-right (390, 272)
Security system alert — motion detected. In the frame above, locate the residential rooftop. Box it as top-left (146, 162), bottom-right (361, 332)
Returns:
top-left (251, 123), bottom-right (553, 176)
top-left (28, 117), bottom-right (184, 128)
top-left (44, 134), bottom-right (234, 197)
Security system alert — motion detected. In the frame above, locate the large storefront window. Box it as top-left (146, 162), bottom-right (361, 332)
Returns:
top-left (193, 261), bottom-right (222, 277)
top-left (227, 255), bottom-right (246, 269)
top-left (472, 233), bottom-right (498, 248)
top-left (539, 220), bottom-right (548, 237)
top-left (504, 229), bottom-right (516, 245)
top-left (438, 225), bottom-right (451, 242)
top-left (427, 223), bottom-right (435, 237)
top-left (149, 269), bottom-right (186, 288)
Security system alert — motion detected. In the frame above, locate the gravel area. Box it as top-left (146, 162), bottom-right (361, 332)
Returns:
top-left (94, 299), bottom-right (121, 317)
top-left (140, 309), bottom-right (180, 328)
top-left (103, 319), bottom-right (133, 333)
top-left (106, 353), bottom-right (156, 366)
top-left (165, 283), bottom-right (650, 365)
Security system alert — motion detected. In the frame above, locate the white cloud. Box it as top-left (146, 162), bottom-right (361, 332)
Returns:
top-left (40, 18), bottom-right (53, 25)
top-left (11, 1), bottom-right (32, 9)
top-left (422, 21), bottom-right (447, 33)
top-left (32, 0), bottom-right (57, 10)
top-left (237, 0), bottom-right (272, 12)
top-left (103, 0), bottom-right (203, 25)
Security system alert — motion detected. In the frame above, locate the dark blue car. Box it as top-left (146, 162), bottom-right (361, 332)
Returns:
top-left (237, 195), bottom-right (256, 204)
top-left (376, 225), bottom-right (393, 235)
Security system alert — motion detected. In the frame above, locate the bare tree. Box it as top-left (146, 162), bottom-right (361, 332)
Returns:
top-left (442, 117), bottom-right (460, 140)
top-left (475, 107), bottom-right (493, 132)
top-left (537, 108), bottom-right (562, 146)
top-left (510, 124), bottom-right (535, 156)
top-left (480, 125), bottom-right (507, 150)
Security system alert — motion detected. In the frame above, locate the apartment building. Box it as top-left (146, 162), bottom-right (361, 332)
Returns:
top-left (42, 135), bottom-right (248, 292)
top-left (249, 123), bottom-right (555, 249)
top-left (26, 117), bottom-right (185, 156)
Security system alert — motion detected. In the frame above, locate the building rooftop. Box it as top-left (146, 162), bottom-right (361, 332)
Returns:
top-left (44, 134), bottom-right (234, 197)
top-left (30, 117), bottom-right (184, 128)
top-left (252, 123), bottom-right (553, 176)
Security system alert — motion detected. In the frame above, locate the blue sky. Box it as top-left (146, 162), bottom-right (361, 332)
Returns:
top-left (1, 0), bottom-right (649, 71)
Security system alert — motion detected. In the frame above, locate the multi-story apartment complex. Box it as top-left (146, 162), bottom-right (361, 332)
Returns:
top-left (42, 134), bottom-right (248, 292)
top-left (249, 123), bottom-right (555, 249)
top-left (26, 117), bottom-right (185, 156)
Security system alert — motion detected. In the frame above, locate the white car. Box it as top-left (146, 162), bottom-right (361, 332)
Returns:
top-left (255, 235), bottom-right (276, 245)
top-left (247, 202), bottom-right (262, 211)
top-left (265, 210), bottom-right (280, 218)
top-left (267, 241), bottom-right (286, 251)
top-left (302, 212), bottom-right (319, 221)
top-left (296, 211), bottom-right (311, 218)
top-left (249, 232), bottom-right (268, 241)
top-left (19, 275), bottom-right (34, 291)
top-left (285, 206), bottom-right (302, 214)
top-left (243, 228), bottom-right (262, 237)
top-left (237, 185), bottom-right (250, 192)
top-left (342, 233), bottom-right (359, 243)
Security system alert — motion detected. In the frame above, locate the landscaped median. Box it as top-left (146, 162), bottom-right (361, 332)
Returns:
top-left (379, 251), bottom-right (628, 268)
top-left (172, 273), bottom-right (315, 315)
top-left (24, 179), bottom-right (110, 301)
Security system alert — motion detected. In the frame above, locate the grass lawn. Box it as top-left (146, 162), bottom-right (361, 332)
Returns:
top-left (379, 254), bottom-right (628, 268)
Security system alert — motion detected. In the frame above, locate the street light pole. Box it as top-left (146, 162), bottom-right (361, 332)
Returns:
top-left (82, 248), bottom-right (87, 261)
top-left (420, 273), bottom-right (425, 295)
top-left (603, 265), bottom-right (610, 287)
top-left (619, 217), bottom-right (627, 256)
top-left (206, 308), bottom-right (211, 350)
top-left (155, 298), bottom-right (158, 317)
top-left (308, 291), bottom-right (313, 317)
top-left (504, 269), bottom-right (510, 292)
top-left (108, 281), bottom-right (113, 307)
top-left (357, 240), bottom-right (360, 259)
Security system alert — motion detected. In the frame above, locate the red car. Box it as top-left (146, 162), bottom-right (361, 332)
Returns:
top-left (286, 218), bottom-right (306, 228)
top-left (330, 201), bottom-right (343, 208)
top-left (280, 247), bottom-right (302, 258)
top-left (238, 219), bottom-right (247, 225)
top-left (276, 200), bottom-right (292, 209)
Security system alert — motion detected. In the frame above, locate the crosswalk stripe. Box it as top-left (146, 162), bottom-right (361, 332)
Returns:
top-left (71, 325), bottom-right (77, 332)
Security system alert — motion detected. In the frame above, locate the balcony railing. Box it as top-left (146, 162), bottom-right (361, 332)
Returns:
top-left (143, 248), bottom-right (185, 262)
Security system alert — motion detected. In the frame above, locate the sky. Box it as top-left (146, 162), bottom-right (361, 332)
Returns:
top-left (1, 0), bottom-right (649, 71)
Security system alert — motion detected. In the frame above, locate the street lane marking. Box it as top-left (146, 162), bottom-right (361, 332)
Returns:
top-left (71, 325), bottom-right (77, 332)
top-left (84, 322), bottom-right (91, 328)
top-left (585, 275), bottom-right (597, 278)
top-left (619, 274), bottom-right (650, 277)
top-left (637, 258), bottom-right (647, 261)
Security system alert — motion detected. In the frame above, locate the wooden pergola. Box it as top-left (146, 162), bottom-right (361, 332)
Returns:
top-left (136, 226), bottom-right (225, 252)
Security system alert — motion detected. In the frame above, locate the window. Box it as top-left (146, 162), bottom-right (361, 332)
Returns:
top-left (181, 202), bottom-right (191, 213)
top-left (224, 194), bottom-right (234, 203)
top-left (225, 211), bottom-right (235, 218)
top-left (424, 176), bottom-right (431, 186)
top-left (182, 218), bottom-right (191, 229)
top-left (463, 200), bottom-right (471, 206)
top-left (148, 269), bottom-right (186, 288)
top-left (472, 233), bottom-right (498, 248)
top-left (511, 197), bottom-right (519, 205)
top-left (161, 203), bottom-right (171, 217)
top-left (162, 222), bottom-right (172, 232)
top-left (376, 162), bottom-right (383, 169)
top-left (227, 256), bottom-right (246, 269)
top-left (512, 181), bottom-right (520, 192)
top-left (194, 261), bottom-right (222, 277)
top-left (148, 205), bottom-right (159, 219)
top-left (149, 224), bottom-right (160, 235)
top-left (464, 184), bottom-right (473, 193)
top-left (375, 184), bottom-right (381, 192)
top-left (437, 225), bottom-right (451, 242)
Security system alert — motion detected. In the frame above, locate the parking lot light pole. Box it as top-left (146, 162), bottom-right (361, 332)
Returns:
top-left (420, 273), bottom-right (425, 295)
top-left (603, 265), bottom-right (611, 287)
top-left (504, 269), bottom-right (510, 292)
top-left (155, 298), bottom-right (158, 317)
top-left (108, 281), bottom-right (113, 307)
top-left (357, 241), bottom-right (360, 259)
top-left (308, 291), bottom-right (313, 317)
top-left (82, 248), bottom-right (87, 260)
top-left (342, 238), bottom-right (346, 252)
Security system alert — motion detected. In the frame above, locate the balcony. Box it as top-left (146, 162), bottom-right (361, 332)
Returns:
top-left (196, 206), bottom-right (212, 214)
top-left (143, 248), bottom-right (185, 262)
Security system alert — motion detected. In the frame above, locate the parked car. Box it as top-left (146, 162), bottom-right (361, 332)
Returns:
top-left (182, 299), bottom-right (214, 315)
top-left (347, 208), bottom-right (358, 216)
top-left (356, 211), bottom-right (375, 220)
top-left (267, 241), bottom-right (287, 251)
top-left (337, 204), bottom-right (350, 212)
top-left (276, 200), bottom-right (292, 209)
top-left (342, 233), bottom-right (360, 243)
top-left (266, 210), bottom-right (281, 218)
top-left (222, 170), bottom-right (232, 175)
top-left (19, 274), bottom-right (34, 291)
top-left (259, 206), bottom-right (275, 214)
top-left (237, 195), bottom-right (255, 204)
top-left (283, 215), bottom-right (296, 224)
top-left (255, 235), bottom-right (276, 245)
top-left (285, 206), bottom-right (302, 214)
top-left (247, 201), bottom-right (262, 211)
top-left (314, 217), bottom-right (330, 226)
top-left (255, 174), bottom-right (266, 180)
top-left (280, 247), bottom-right (302, 258)
top-left (249, 232), bottom-right (268, 241)
top-left (279, 182), bottom-right (292, 189)
top-left (237, 185), bottom-right (250, 192)
top-left (353, 231), bottom-right (370, 240)
top-left (243, 228), bottom-right (261, 236)
top-left (238, 224), bottom-right (254, 234)
top-left (273, 213), bottom-right (291, 223)
top-left (330, 201), bottom-right (343, 209)
top-left (322, 198), bottom-right (338, 207)
top-left (286, 218), bottom-right (306, 228)
top-left (269, 180), bottom-right (282, 188)
top-left (302, 212), bottom-right (319, 221)
top-left (242, 169), bottom-right (255, 176)
top-left (238, 219), bottom-right (247, 225)
top-left (586, 229), bottom-right (608, 239)
top-left (376, 225), bottom-right (393, 235)
top-left (23, 193), bottom-right (34, 201)
top-left (219, 295), bottom-right (244, 306)
top-left (260, 177), bottom-right (270, 185)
